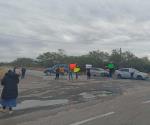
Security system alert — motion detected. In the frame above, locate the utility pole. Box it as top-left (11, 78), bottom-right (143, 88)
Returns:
top-left (120, 48), bottom-right (122, 58)
top-left (120, 48), bottom-right (122, 68)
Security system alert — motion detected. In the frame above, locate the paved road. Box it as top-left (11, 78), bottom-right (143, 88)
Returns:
top-left (0, 70), bottom-right (150, 125)
top-left (11, 85), bottom-right (150, 125)
top-left (27, 70), bottom-right (45, 77)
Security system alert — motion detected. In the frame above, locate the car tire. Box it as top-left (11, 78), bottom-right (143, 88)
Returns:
top-left (137, 75), bottom-right (143, 80)
top-left (117, 74), bottom-right (122, 79)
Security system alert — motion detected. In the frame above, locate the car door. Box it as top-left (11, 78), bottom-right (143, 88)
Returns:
top-left (91, 68), bottom-right (100, 76)
top-left (119, 69), bottom-right (131, 78)
top-left (94, 68), bottom-right (100, 76)
top-left (90, 68), bottom-right (96, 76)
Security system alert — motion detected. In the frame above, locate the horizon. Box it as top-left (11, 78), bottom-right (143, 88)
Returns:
top-left (0, 48), bottom-right (149, 63)
top-left (0, 0), bottom-right (150, 62)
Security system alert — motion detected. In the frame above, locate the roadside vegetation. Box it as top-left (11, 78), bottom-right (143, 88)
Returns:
top-left (1, 49), bottom-right (150, 73)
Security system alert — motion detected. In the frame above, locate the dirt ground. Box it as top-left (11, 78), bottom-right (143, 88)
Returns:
top-left (0, 70), bottom-right (150, 121)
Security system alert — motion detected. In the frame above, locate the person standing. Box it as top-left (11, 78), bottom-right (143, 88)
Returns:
top-left (59, 67), bottom-right (65, 79)
top-left (13, 66), bottom-right (17, 73)
top-left (130, 71), bottom-right (135, 79)
top-left (0, 70), bottom-right (20, 114)
top-left (75, 65), bottom-right (79, 80)
top-left (75, 72), bottom-right (78, 80)
top-left (55, 67), bottom-right (60, 80)
top-left (21, 67), bottom-right (26, 79)
top-left (87, 68), bottom-right (91, 80)
top-left (69, 69), bottom-right (73, 80)
top-left (109, 68), bottom-right (115, 78)
top-left (109, 68), bottom-right (113, 78)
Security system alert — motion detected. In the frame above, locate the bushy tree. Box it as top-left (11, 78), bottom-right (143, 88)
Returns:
top-left (11, 58), bottom-right (36, 67)
top-left (1, 49), bottom-right (150, 73)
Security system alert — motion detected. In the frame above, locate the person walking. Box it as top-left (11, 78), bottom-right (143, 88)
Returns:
top-left (0, 70), bottom-right (20, 114)
top-left (21, 67), bottom-right (26, 79)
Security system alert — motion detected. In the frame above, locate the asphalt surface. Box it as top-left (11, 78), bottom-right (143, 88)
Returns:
top-left (0, 70), bottom-right (150, 125)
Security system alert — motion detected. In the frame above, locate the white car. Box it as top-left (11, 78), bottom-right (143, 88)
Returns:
top-left (90, 68), bottom-right (109, 77)
top-left (115, 68), bottom-right (149, 80)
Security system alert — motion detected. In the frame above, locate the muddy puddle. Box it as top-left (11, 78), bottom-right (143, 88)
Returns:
top-left (79, 91), bottom-right (113, 100)
top-left (15, 99), bottom-right (69, 110)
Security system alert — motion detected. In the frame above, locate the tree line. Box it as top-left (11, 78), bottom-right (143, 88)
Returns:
top-left (2, 49), bottom-right (150, 73)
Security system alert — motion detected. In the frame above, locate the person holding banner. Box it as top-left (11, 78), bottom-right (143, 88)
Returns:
top-left (107, 63), bottom-right (115, 78)
top-left (68, 64), bottom-right (77, 80)
top-left (69, 68), bottom-right (73, 80)
top-left (74, 67), bottom-right (80, 80)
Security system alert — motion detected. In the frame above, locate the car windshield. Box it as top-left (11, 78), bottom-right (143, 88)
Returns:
top-left (119, 69), bottom-right (129, 72)
top-left (133, 69), bottom-right (140, 72)
top-left (97, 68), bottom-right (104, 70)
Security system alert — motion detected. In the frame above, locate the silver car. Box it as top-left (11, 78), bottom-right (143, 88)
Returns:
top-left (115, 68), bottom-right (149, 80)
top-left (90, 68), bottom-right (109, 77)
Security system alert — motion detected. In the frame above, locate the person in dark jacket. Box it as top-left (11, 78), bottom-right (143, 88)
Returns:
top-left (55, 67), bottom-right (60, 80)
top-left (21, 67), bottom-right (26, 79)
top-left (0, 70), bottom-right (19, 114)
top-left (87, 68), bottom-right (91, 80)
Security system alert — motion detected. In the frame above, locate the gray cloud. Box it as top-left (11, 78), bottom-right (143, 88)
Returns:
top-left (0, 0), bottom-right (150, 61)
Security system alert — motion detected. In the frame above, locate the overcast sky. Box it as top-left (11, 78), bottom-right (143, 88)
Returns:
top-left (0, 0), bottom-right (150, 62)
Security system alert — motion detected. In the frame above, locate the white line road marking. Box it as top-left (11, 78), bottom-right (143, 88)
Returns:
top-left (142, 100), bottom-right (150, 104)
top-left (69, 112), bottom-right (115, 125)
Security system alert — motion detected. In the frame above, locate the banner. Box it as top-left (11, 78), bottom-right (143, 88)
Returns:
top-left (69, 64), bottom-right (77, 70)
top-left (74, 67), bottom-right (80, 73)
top-left (86, 64), bottom-right (92, 69)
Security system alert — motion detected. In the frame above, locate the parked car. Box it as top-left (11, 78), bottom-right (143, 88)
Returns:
top-left (44, 64), bottom-right (69, 75)
top-left (115, 68), bottom-right (149, 80)
top-left (90, 68), bottom-right (109, 77)
top-left (44, 67), bottom-right (55, 75)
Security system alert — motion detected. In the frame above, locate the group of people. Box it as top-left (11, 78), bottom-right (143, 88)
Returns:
top-left (0, 65), bottom-right (114, 114)
top-left (0, 67), bottom-right (26, 114)
top-left (55, 67), bottom-right (78, 80)
top-left (86, 67), bottom-right (115, 80)
top-left (55, 67), bottom-right (114, 80)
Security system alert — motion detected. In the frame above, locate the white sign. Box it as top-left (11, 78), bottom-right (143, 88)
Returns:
top-left (86, 64), bottom-right (92, 69)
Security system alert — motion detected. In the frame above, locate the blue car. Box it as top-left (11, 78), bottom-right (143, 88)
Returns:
top-left (44, 64), bottom-right (69, 75)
